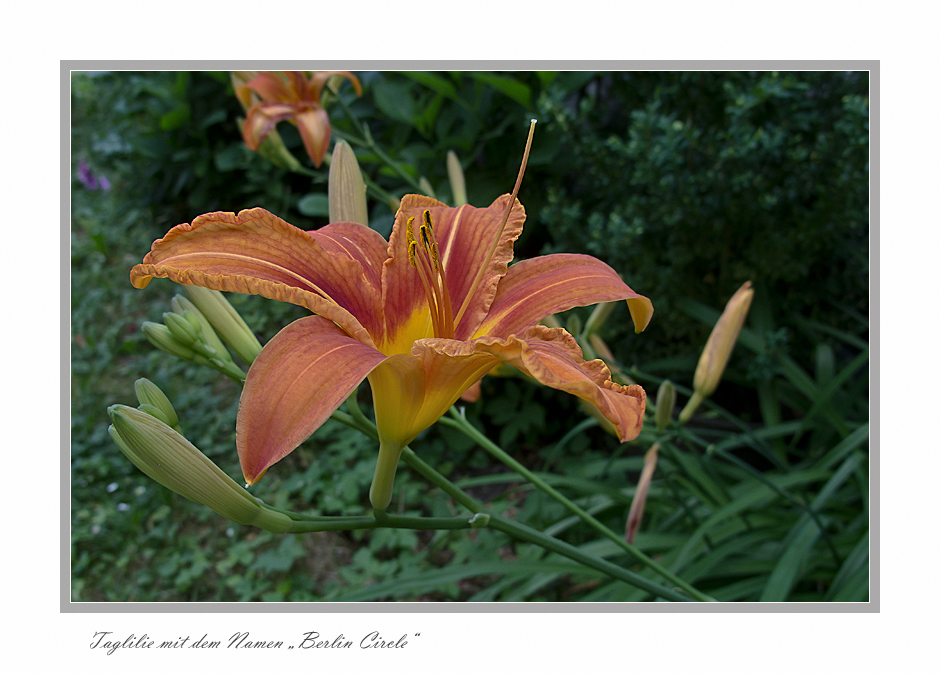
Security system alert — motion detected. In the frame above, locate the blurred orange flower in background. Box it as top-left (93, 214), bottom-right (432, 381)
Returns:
top-left (235, 71), bottom-right (362, 167)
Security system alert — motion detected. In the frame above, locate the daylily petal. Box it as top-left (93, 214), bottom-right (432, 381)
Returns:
top-left (242, 102), bottom-right (299, 150)
top-left (381, 194), bottom-right (526, 345)
top-left (246, 72), bottom-right (297, 103)
top-left (130, 208), bottom-right (381, 345)
top-left (308, 221), bottom-right (388, 293)
top-left (407, 339), bottom-right (502, 439)
top-left (473, 326), bottom-right (647, 442)
top-left (309, 71), bottom-right (363, 101)
top-left (236, 316), bottom-right (388, 484)
top-left (294, 107), bottom-right (331, 167)
top-left (475, 253), bottom-right (654, 338)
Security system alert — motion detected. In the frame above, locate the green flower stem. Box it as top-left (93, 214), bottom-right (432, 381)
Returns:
top-left (440, 407), bottom-right (715, 602)
top-left (345, 392), bottom-right (378, 440)
top-left (327, 86), bottom-right (424, 194)
top-left (398, 446), bottom-right (695, 602)
top-left (400, 447), bottom-right (482, 514)
top-left (330, 399), bottom-right (701, 600)
top-left (288, 513), bottom-right (477, 534)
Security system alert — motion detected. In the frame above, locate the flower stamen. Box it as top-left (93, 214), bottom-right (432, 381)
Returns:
top-left (408, 212), bottom-right (455, 339)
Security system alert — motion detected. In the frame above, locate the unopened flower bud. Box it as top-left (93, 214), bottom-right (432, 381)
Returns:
top-left (163, 311), bottom-right (200, 347)
top-left (328, 140), bottom-right (368, 225)
top-left (137, 403), bottom-right (175, 428)
top-left (134, 378), bottom-right (181, 432)
top-left (654, 380), bottom-right (676, 433)
top-left (447, 150), bottom-right (467, 206)
top-left (171, 294), bottom-right (233, 363)
top-left (625, 443), bottom-right (659, 544)
top-left (142, 321), bottom-right (202, 363)
top-left (679, 281), bottom-right (754, 423)
top-left (418, 177), bottom-right (436, 200)
top-left (108, 405), bottom-right (293, 533)
top-left (183, 286), bottom-right (262, 365)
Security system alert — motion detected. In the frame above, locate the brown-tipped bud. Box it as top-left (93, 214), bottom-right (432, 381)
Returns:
top-left (654, 380), bottom-right (676, 433)
top-left (447, 150), bottom-right (467, 206)
top-left (625, 443), bottom-right (659, 544)
top-left (679, 281), bottom-right (754, 423)
top-left (328, 140), bottom-right (368, 226)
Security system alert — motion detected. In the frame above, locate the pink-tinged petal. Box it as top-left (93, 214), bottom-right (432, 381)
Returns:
top-left (294, 107), bottom-right (331, 167)
top-left (435, 194), bottom-right (526, 339)
top-left (476, 253), bottom-right (654, 338)
top-left (130, 208), bottom-right (381, 345)
top-left (246, 72), bottom-right (297, 103)
top-left (283, 71), bottom-right (309, 100)
top-left (308, 221), bottom-right (388, 292)
top-left (237, 316), bottom-right (387, 484)
top-left (408, 339), bottom-right (502, 436)
top-left (473, 326), bottom-right (647, 442)
top-left (381, 194), bottom-right (526, 344)
top-left (308, 71), bottom-right (363, 101)
top-left (242, 102), bottom-right (299, 150)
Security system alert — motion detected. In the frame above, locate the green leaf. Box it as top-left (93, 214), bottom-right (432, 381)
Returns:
top-left (401, 72), bottom-right (458, 99)
top-left (159, 105), bottom-right (191, 131)
top-left (372, 79), bottom-right (417, 125)
top-left (335, 560), bottom-right (599, 601)
top-left (468, 73), bottom-right (531, 107)
top-left (825, 531), bottom-right (869, 600)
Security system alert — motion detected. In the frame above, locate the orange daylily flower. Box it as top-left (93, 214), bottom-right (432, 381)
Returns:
top-left (239, 71), bottom-right (362, 167)
top-left (130, 194), bottom-right (653, 510)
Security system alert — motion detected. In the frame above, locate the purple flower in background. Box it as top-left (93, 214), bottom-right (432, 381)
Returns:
top-left (77, 159), bottom-right (111, 191)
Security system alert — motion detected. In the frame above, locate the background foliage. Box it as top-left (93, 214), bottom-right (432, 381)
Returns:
top-left (71, 70), bottom-right (869, 602)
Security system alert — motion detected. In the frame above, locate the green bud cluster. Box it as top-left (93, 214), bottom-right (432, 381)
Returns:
top-left (140, 290), bottom-right (254, 384)
top-left (182, 286), bottom-right (262, 366)
top-left (134, 378), bottom-right (181, 433)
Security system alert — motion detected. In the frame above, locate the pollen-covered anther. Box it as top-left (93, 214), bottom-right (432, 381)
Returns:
top-left (406, 217), bottom-right (417, 267)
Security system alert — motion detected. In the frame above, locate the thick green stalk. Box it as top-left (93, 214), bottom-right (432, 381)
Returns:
top-left (486, 515), bottom-right (694, 602)
top-left (335, 399), bottom-right (703, 600)
top-left (288, 513), bottom-right (477, 534)
top-left (398, 447), bottom-right (695, 602)
top-left (441, 408), bottom-right (715, 602)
